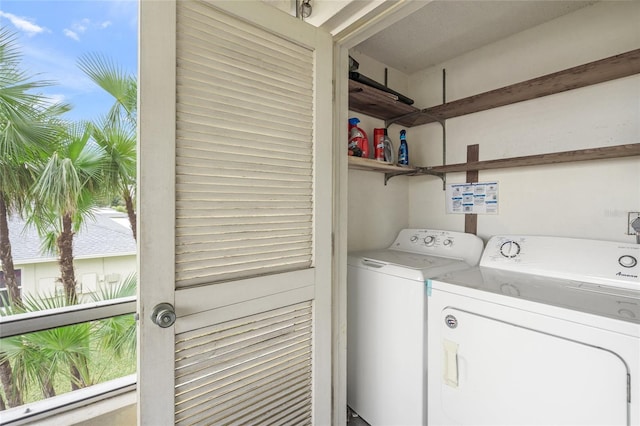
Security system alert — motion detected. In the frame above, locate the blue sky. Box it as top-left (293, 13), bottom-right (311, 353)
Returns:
top-left (0, 0), bottom-right (138, 122)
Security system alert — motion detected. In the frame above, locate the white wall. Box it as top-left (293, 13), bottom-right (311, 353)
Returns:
top-left (403, 1), bottom-right (640, 243)
top-left (15, 255), bottom-right (137, 298)
top-left (347, 51), bottom-right (411, 251)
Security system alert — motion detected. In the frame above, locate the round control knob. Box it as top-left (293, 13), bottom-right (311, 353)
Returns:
top-left (500, 241), bottom-right (521, 258)
top-left (410, 235), bottom-right (419, 243)
top-left (443, 239), bottom-right (453, 247)
top-left (423, 236), bottom-right (436, 246)
top-left (619, 255), bottom-right (637, 268)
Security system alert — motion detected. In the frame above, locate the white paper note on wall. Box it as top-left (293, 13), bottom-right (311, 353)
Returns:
top-left (446, 182), bottom-right (499, 214)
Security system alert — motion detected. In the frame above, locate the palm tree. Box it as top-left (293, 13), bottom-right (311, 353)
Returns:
top-left (0, 275), bottom-right (137, 401)
top-left (28, 121), bottom-right (105, 306)
top-left (91, 117), bottom-right (137, 240)
top-left (0, 29), bottom-right (69, 306)
top-left (0, 28), bottom-right (69, 409)
top-left (78, 54), bottom-right (138, 240)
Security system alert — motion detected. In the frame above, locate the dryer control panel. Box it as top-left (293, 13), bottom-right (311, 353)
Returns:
top-left (390, 229), bottom-right (484, 266)
top-left (481, 235), bottom-right (640, 289)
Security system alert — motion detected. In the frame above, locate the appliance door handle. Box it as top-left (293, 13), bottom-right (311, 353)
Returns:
top-left (443, 339), bottom-right (459, 388)
top-left (361, 259), bottom-right (386, 268)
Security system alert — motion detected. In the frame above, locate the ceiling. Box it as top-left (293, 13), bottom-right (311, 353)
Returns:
top-left (353, 0), bottom-right (598, 74)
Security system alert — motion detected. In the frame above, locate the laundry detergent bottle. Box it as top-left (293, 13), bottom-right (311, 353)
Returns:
top-left (348, 117), bottom-right (369, 158)
top-left (398, 129), bottom-right (409, 166)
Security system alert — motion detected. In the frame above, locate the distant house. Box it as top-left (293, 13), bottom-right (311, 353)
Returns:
top-left (0, 209), bottom-right (137, 303)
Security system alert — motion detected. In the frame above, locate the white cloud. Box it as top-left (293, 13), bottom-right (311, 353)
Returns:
top-left (64, 18), bottom-right (112, 39)
top-left (42, 93), bottom-right (67, 106)
top-left (72, 18), bottom-right (90, 33)
top-left (0, 10), bottom-right (47, 36)
top-left (63, 29), bottom-right (79, 41)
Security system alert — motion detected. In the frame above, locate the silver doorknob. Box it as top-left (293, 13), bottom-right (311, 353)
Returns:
top-left (151, 303), bottom-right (176, 328)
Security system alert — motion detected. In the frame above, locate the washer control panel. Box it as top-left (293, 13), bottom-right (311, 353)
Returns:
top-left (390, 229), bottom-right (484, 266)
top-left (482, 235), bottom-right (640, 289)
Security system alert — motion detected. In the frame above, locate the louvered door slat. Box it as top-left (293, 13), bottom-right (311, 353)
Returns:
top-left (176, 147), bottom-right (312, 168)
top-left (176, 214), bottom-right (312, 228)
top-left (176, 356), bottom-right (311, 419)
top-left (176, 128), bottom-right (312, 154)
top-left (174, 301), bottom-right (312, 425)
top-left (180, 86), bottom-right (311, 126)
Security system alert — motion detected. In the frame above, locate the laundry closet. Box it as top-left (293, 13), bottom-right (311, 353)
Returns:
top-left (343, 0), bottom-right (640, 252)
top-left (336, 2), bottom-right (639, 424)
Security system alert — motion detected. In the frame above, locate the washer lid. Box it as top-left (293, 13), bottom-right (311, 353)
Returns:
top-left (348, 249), bottom-right (471, 281)
top-left (431, 267), bottom-right (640, 325)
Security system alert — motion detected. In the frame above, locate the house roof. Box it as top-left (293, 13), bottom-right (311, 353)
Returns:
top-left (7, 209), bottom-right (137, 264)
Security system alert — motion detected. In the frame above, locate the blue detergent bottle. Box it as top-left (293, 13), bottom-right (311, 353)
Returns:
top-left (398, 129), bottom-right (409, 166)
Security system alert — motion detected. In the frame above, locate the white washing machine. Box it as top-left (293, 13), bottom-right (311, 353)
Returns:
top-left (347, 229), bottom-right (484, 426)
top-left (428, 235), bottom-right (640, 426)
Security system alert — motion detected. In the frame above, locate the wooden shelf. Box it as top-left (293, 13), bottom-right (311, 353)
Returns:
top-left (349, 48), bottom-right (640, 128)
top-left (347, 49), bottom-right (640, 179)
top-left (348, 79), bottom-right (419, 123)
top-left (425, 143), bottom-right (640, 174)
top-left (348, 144), bottom-right (640, 177)
top-left (348, 156), bottom-right (417, 173)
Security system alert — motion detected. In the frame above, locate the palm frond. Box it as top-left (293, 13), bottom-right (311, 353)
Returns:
top-left (77, 53), bottom-right (137, 126)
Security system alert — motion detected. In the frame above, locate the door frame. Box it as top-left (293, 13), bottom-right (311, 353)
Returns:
top-left (331, 1), bottom-right (433, 424)
top-left (137, 1), bottom-right (176, 424)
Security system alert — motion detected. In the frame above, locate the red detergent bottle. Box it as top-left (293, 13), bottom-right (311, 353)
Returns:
top-left (348, 117), bottom-right (369, 158)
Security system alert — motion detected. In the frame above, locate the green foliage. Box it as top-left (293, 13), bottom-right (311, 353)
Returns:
top-left (0, 275), bottom-right (138, 404)
top-left (77, 53), bottom-right (137, 130)
top-left (89, 274), bottom-right (137, 358)
top-left (0, 32), bottom-right (139, 410)
top-left (1, 28), bottom-right (70, 210)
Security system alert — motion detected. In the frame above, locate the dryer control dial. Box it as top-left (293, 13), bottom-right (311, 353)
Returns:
top-left (423, 236), bottom-right (436, 246)
top-left (410, 235), bottom-right (419, 243)
top-left (619, 255), bottom-right (637, 268)
top-left (443, 239), bottom-right (453, 247)
top-left (500, 241), bottom-right (521, 258)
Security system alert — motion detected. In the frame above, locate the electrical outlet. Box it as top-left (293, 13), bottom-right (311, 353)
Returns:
top-left (628, 212), bottom-right (640, 235)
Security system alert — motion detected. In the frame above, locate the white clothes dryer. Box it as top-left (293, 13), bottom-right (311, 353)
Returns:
top-left (347, 229), bottom-right (484, 426)
top-left (428, 235), bottom-right (640, 426)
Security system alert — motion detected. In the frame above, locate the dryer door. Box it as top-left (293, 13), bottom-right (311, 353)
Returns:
top-left (436, 307), bottom-right (628, 425)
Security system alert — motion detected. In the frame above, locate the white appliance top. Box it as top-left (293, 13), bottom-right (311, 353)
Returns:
top-left (348, 229), bottom-right (484, 281)
top-left (432, 267), bottom-right (640, 325)
top-left (481, 235), bottom-right (639, 289)
top-left (432, 235), bottom-right (640, 324)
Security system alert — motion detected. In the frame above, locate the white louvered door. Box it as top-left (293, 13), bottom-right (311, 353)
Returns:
top-left (138, 1), bottom-right (333, 424)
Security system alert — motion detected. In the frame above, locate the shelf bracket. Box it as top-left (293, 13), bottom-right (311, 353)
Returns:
top-left (384, 109), bottom-right (445, 128)
top-left (385, 110), bottom-right (421, 128)
top-left (384, 169), bottom-right (421, 185)
top-left (384, 167), bottom-right (446, 186)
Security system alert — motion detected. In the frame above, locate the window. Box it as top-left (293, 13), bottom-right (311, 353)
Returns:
top-left (0, 296), bottom-right (136, 423)
top-left (0, 270), bottom-right (22, 308)
top-left (0, 0), bottom-right (138, 420)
